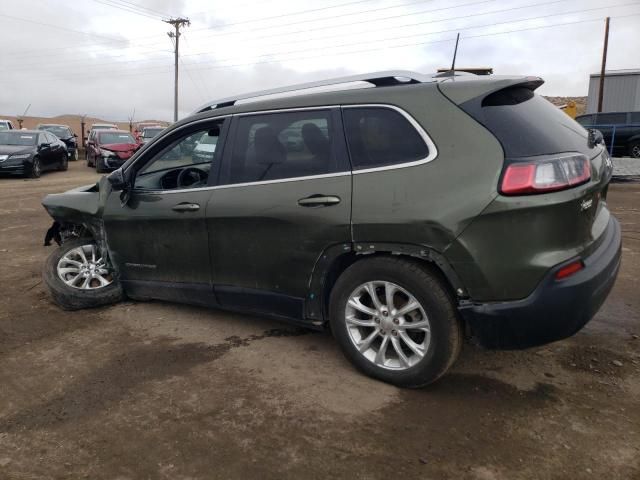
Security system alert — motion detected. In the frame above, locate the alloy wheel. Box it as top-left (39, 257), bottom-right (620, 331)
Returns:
top-left (632, 144), bottom-right (640, 159)
top-left (345, 281), bottom-right (431, 370)
top-left (31, 158), bottom-right (41, 178)
top-left (57, 244), bottom-right (113, 290)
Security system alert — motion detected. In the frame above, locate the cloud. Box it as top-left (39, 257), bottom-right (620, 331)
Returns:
top-left (0, 0), bottom-right (637, 121)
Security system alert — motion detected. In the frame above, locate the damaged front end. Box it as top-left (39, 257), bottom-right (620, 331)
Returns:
top-left (42, 178), bottom-right (112, 259)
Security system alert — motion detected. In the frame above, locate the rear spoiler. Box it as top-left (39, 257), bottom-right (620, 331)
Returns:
top-left (437, 76), bottom-right (544, 105)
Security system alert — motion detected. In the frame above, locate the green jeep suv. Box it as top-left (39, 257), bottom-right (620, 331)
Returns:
top-left (42, 71), bottom-right (621, 387)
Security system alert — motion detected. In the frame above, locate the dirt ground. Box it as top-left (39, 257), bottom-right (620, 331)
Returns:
top-left (0, 161), bottom-right (638, 480)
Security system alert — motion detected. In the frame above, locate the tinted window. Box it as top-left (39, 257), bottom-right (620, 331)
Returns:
top-left (342, 107), bottom-right (428, 170)
top-left (631, 112), bottom-right (640, 123)
top-left (229, 110), bottom-right (337, 183)
top-left (597, 113), bottom-right (627, 125)
top-left (461, 87), bottom-right (593, 157)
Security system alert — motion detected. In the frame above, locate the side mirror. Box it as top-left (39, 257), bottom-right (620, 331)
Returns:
top-left (73, 133), bottom-right (78, 138)
top-left (107, 168), bottom-right (128, 192)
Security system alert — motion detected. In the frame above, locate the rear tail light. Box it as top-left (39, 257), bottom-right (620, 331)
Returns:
top-left (555, 260), bottom-right (584, 280)
top-left (500, 154), bottom-right (591, 195)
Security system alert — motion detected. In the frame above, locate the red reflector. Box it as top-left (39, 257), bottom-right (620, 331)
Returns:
top-left (555, 261), bottom-right (584, 280)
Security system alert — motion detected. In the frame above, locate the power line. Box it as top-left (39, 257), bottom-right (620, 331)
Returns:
top-left (90, 0), bottom-right (164, 20)
top-left (9, 1), bottom-right (635, 76)
top-left (2, 0), bottom-right (562, 70)
top-left (18, 11), bottom-right (640, 82)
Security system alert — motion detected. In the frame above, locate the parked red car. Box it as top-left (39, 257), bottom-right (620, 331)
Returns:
top-left (86, 130), bottom-right (140, 173)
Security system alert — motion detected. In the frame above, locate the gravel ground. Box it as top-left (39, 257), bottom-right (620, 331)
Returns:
top-left (0, 161), bottom-right (639, 480)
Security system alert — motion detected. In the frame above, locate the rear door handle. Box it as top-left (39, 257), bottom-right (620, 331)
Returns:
top-left (297, 195), bottom-right (341, 207)
top-left (172, 202), bottom-right (200, 212)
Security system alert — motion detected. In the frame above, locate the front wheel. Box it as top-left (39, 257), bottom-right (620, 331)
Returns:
top-left (30, 157), bottom-right (41, 178)
top-left (96, 156), bottom-right (107, 173)
top-left (630, 141), bottom-right (640, 159)
top-left (43, 238), bottom-right (124, 310)
top-left (58, 153), bottom-right (68, 171)
top-left (329, 257), bottom-right (462, 387)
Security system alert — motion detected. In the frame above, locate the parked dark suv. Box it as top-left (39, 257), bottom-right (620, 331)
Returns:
top-left (41, 71), bottom-right (621, 387)
top-left (575, 111), bottom-right (640, 158)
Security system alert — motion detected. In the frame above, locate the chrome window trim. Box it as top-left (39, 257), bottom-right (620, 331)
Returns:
top-left (135, 171), bottom-right (351, 195)
top-left (132, 104), bottom-right (438, 195)
top-left (342, 104), bottom-right (438, 175)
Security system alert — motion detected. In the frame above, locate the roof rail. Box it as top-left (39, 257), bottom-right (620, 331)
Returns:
top-left (193, 70), bottom-right (429, 113)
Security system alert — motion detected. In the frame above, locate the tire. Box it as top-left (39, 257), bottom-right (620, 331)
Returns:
top-left (73, 149), bottom-right (79, 161)
top-left (43, 238), bottom-right (124, 311)
top-left (30, 156), bottom-right (41, 178)
top-left (329, 257), bottom-right (462, 388)
top-left (96, 157), bottom-right (106, 173)
top-left (630, 141), bottom-right (640, 159)
top-left (58, 153), bottom-right (68, 171)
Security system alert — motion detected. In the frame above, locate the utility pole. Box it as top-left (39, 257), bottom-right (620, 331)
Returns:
top-left (597, 17), bottom-right (610, 113)
top-left (164, 18), bottom-right (190, 122)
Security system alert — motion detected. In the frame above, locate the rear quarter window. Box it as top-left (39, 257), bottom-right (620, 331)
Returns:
top-left (342, 107), bottom-right (429, 170)
top-left (461, 86), bottom-right (593, 158)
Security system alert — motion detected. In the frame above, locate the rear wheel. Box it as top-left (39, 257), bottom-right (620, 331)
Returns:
top-left (329, 257), bottom-right (462, 387)
top-left (43, 238), bottom-right (124, 310)
top-left (630, 141), bottom-right (640, 159)
top-left (30, 157), bottom-right (41, 178)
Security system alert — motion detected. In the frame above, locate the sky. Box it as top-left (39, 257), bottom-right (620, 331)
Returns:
top-left (1, 0), bottom-right (638, 122)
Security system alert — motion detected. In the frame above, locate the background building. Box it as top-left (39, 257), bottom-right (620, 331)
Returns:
top-left (587, 69), bottom-right (640, 113)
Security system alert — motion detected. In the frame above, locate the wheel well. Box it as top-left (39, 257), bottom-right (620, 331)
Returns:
top-left (321, 251), bottom-right (463, 320)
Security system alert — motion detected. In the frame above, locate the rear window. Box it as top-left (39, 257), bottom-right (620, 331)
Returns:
top-left (461, 86), bottom-right (593, 158)
top-left (99, 132), bottom-right (135, 144)
top-left (342, 107), bottom-right (429, 170)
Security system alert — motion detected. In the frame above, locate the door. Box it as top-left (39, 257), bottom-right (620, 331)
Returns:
top-left (37, 133), bottom-right (55, 169)
top-left (208, 108), bottom-right (352, 319)
top-left (102, 118), bottom-right (228, 305)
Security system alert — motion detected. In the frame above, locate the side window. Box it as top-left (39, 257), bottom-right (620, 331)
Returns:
top-left (134, 121), bottom-right (223, 191)
top-left (597, 113), bottom-right (627, 125)
top-left (342, 107), bottom-right (429, 170)
top-left (575, 115), bottom-right (593, 126)
top-left (228, 110), bottom-right (336, 184)
top-left (38, 133), bottom-right (47, 145)
top-left (630, 112), bottom-right (640, 123)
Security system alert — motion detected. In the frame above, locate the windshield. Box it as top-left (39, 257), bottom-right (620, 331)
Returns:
top-left (99, 132), bottom-right (136, 144)
top-left (92, 125), bottom-right (116, 130)
top-left (143, 128), bottom-right (163, 138)
top-left (0, 132), bottom-right (37, 146)
top-left (40, 125), bottom-right (71, 138)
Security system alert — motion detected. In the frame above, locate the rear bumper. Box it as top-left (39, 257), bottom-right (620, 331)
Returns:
top-left (459, 216), bottom-right (621, 349)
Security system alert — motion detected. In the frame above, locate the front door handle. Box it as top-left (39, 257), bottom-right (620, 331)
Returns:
top-left (172, 202), bottom-right (200, 212)
top-left (297, 195), bottom-right (341, 207)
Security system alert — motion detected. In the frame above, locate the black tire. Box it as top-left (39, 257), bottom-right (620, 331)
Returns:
top-left (30, 156), bottom-right (41, 178)
top-left (43, 238), bottom-right (124, 311)
top-left (630, 141), bottom-right (640, 159)
top-left (96, 157), bottom-right (107, 173)
top-left (58, 153), bottom-right (68, 171)
top-left (329, 257), bottom-right (462, 388)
